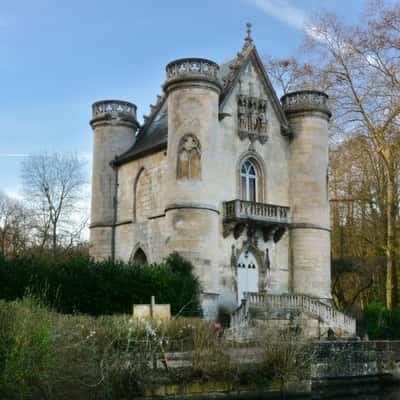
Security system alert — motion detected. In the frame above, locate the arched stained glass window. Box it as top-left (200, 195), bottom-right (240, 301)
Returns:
top-left (241, 159), bottom-right (258, 202)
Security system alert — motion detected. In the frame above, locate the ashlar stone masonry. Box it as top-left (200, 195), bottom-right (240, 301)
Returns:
top-left (88, 24), bottom-right (354, 334)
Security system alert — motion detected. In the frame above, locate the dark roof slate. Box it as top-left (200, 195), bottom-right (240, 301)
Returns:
top-left (114, 109), bottom-right (167, 166)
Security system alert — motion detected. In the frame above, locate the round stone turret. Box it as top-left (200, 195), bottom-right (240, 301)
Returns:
top-left (163, 58), bottom-right (222, 94)
top-left (89, 99), bottom-right (139, 260)
top-left (284, 90), bottom-right (332, 301)
top-left (163, 57), bottom-right (222, 317)
top-left (281, 90), bottom-right (331, 121)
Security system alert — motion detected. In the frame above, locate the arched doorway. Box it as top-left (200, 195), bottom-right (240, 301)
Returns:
top-left (132, 248), bottom-right (147, 265)
top-left (237, 249), bottom-right (259, 304)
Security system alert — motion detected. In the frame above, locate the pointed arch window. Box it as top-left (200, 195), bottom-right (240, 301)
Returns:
top-left (241, 159), bottom-right (258, 202)
top-left (177, 134), bottom-right (201, 180)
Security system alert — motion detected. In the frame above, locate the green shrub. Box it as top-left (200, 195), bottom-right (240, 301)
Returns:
top-left (362, 301), bottom-right (400, 339)
top-left (0, 297), bottom-right (54, 399)
top-left (0, 252), bottom-right (202, 317)
top-left (0, 298), bottom-right (220, 399)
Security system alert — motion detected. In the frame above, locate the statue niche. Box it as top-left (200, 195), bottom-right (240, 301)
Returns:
top-left (237, 95), bottom-right (268, 144)
top-left (177, 134), bottom-right (201, 180)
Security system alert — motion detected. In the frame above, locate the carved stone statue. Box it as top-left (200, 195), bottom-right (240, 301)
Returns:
top-left (237, 94), bottom-right (268, 143)
top-left (258, 112), bottom-right (267, 133)
top-left (250, 110), bottom-right (258, 131)
top-left (238, 97), bottom-right (247, 130)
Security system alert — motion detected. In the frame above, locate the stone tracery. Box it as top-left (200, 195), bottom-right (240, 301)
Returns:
top-left (177, 134), bottom-right (201, 180)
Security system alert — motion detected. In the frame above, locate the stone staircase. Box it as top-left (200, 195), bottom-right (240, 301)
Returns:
top-left (230, 292), bottom-right (356, 338)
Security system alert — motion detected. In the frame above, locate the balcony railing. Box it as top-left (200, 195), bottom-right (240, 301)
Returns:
top-left (244, 292), bottom-right (356, 334)
top-left (223, 199), bottom-right (290, 225)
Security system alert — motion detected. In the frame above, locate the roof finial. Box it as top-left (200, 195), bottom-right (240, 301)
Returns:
top-left (243, 22), bottom-right (253, 49)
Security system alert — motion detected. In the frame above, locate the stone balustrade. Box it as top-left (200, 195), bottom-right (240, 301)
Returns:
top-left (164, 58), bottom-right (221, 90)
top-left (244, 292), bottom-right (356, 334)
top-left (281, 90), bottom-right (331, 118)
top-left (230, 299), bottom-right (249, 333)
top-left (92, 100), bottom-right (137, 119)
top-left (224, 200), bottom-right (290, 225)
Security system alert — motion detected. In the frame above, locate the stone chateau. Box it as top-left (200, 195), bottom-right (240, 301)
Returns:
top-left (89, 24), bottom-right (355, 334)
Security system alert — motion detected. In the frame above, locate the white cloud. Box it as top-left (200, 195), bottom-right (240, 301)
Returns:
top-left (3, 189), bottom-right (23, 201)
top-left (251, 0), bottom-right (310, 30)
top-left (248, 0), bottom-right (325, 42)
top-left (0, 153), bottom-right (28, 157)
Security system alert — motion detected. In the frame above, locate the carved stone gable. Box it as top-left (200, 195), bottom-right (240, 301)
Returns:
top-left (237, 94), bottom-right (268, 144)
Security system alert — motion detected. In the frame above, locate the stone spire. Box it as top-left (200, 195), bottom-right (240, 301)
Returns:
top-left (243, 22), bottom-right (253, 50)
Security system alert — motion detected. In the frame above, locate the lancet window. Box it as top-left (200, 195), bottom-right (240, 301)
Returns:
top-left (241, 159), bottom-right (258, 202)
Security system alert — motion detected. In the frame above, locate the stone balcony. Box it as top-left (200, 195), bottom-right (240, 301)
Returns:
top-left (223, 199), bottom-right (290, 241)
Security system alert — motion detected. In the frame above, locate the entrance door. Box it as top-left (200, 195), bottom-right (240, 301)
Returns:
top-left (237, 250), bottom-right (259, 304)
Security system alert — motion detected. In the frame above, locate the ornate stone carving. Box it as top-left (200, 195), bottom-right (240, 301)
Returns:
top-left (164, 58), bottom-right (221, 91)
top-left (281, 90), bottom-right (331, 119)
top-left (237, 94), bottom-right (268, 144)
top-left (230, 245), bottom-right (237, 269)
top-left (223, 200), bottom-right (290, 242)
top-left (233, 223), bottom-right (246, 239)
top-left (264, 248), bottom-right (270, 270)
top-left (273, 226), bottom-right (286, 243)
top-left (92, 100), bottom-right (137, 119)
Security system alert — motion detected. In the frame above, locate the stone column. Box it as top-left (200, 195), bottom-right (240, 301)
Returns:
top-left (89, 100), bottom-right (139, 260)
top-left (282, 91), bottom-right (332, 300)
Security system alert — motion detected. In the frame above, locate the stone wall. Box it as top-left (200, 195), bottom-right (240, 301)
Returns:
top-left (115, 151), bottom-right (167, 262)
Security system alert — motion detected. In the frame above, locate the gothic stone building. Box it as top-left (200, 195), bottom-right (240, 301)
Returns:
top-left (89, 26), bottom-right (347, 327)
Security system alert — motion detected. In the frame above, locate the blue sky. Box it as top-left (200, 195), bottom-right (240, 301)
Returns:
top-left (0, 0), bottom-right (368, 198)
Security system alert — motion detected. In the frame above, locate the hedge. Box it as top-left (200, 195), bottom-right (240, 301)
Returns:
top-left (0, 252), bottom-right (202, 317)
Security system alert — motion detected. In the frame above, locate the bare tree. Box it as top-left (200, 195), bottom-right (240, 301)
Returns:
top-left (263, 56), bottom-right (316, 96)
top-left (305, 2), bottom-right (400, 307)
top-left (21, 152), bottom-right (88, 254)
top-left (0, 191), bottom-right (34, 256)
top-left (265, 1), bottom-right (400, 308)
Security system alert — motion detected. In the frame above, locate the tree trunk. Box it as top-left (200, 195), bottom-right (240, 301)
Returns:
top-left (52, 222), bottom-right (57, 255)
top-left (385, 167), bottom-right (396, 308)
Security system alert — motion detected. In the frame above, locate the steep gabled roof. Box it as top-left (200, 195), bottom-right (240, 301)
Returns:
top-left (219, 43), bottom-right (291, 136)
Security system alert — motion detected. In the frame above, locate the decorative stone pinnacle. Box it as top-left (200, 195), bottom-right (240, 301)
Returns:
top-left (243, 22), bottom-right (253, 49)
